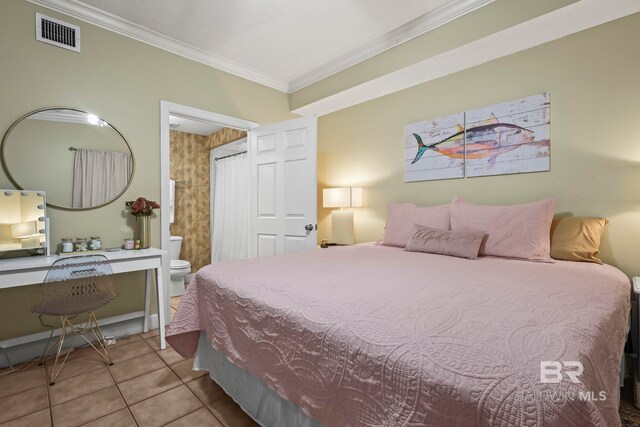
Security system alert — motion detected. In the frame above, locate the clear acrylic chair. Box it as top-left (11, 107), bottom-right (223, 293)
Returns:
top-left (33, 254), bottom-right (116, 385)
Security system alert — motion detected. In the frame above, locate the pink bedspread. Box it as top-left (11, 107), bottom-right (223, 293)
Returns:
top-left (167, 244), bottom-right (630, 426)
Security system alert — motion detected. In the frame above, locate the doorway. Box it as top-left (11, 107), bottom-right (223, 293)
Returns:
top-left (168, 118), bottom-right (248, 297)
top-left (159, 102), bottom-right (318, 323)
top-left (159, 102), bottom-right (258, 316)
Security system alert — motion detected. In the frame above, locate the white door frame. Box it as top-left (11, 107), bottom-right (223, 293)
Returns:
top-left (159, 101), bottom-right (258, 324)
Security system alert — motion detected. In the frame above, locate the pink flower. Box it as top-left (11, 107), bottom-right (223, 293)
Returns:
top-left (126, 197), bottom-right (160, 216)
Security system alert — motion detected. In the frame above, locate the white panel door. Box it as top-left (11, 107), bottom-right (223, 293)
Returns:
top-left (249, 116), bottom-right (317, 258)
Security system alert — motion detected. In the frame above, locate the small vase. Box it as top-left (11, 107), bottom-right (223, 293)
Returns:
top-left (136, 216), bottom-right (151, 249)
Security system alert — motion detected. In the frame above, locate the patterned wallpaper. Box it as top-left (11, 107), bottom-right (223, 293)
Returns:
top-left (169, 127), bottom-right (246, 271)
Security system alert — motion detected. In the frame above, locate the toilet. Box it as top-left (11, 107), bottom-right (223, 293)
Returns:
top-left (169, 236), bottom-right (191, 297)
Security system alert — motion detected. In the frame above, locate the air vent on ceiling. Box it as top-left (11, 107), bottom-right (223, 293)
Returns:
top-left (35, 12), bottom-right (80, 52)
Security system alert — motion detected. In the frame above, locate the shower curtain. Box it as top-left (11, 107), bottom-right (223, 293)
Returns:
top-left (72, 149), bottom-right (133, 208)
top-left (212, 152), bottom-right (249, 263)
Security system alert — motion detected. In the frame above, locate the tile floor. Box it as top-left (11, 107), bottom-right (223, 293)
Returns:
top-left (169, 296), bottom-right (180, 319)
top-left (0, 296), bottom-right (257, 427)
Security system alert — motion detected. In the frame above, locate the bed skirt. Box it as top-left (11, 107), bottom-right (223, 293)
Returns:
top-left (194, 331), bottom-right (323, 427)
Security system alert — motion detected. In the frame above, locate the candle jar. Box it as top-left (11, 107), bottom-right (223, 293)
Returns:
top-left (74, 238), bottom-right (88, 252)
top-left (124, 239), bottom-right (134, 250)
top-left (61, 238), bottom-right (73, 253)
top-left (89, 236), bottom-right (102, 251)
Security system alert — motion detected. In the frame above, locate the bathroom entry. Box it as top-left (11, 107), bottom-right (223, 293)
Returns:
top-left (161, 102), bottom-right (317, 302)
top-left (168, 114), bottom-right (247, 296)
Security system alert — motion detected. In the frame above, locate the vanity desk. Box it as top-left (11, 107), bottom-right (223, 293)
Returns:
top-left (0, 248), bottom-right (168, 349)
top-left (0, 108), bottom-right (165, 356)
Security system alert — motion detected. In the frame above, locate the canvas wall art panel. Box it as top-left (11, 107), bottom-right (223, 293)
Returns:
top-left (403, 93), bottom-right (550, 182)
top-left (465, 92), bottom-right (550, 178)
top-left (404, 112), bottom-right (464, 183)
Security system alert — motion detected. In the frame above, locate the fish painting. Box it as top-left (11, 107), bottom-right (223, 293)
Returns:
top-left (411, 114), bottom-right (535, 165)
top-left (404, 92), bottom-right (550, 183)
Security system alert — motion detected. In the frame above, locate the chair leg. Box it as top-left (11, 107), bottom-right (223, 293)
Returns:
top-left (48, 316), bottom-right (85, 385)
top-left (86, 312), bottom-right (113, 366)
top-left (39, 316), bottom-right (60, 366)
top-left (47, 316), bottom-right (70, 385)
top-left (45, 313), bottom-right (114, 385)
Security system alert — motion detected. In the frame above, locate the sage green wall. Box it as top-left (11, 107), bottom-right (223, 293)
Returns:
top-left (317, 14), bottom-right (640, 277)
top-left (0, 0), bottom-right (294, 340)
top-left (289, 0), bottom-right (577, 110)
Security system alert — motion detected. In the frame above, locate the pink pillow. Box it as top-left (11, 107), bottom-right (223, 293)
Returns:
top-left (404, 225), bottom-right (485, 259)
top-left (450, 197), bottom-right (555, 262)
top-left (382, 202), bottom-right (450, 247)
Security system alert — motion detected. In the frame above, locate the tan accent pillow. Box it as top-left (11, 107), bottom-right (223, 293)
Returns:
top-left (404, 224), bottom-right (486, 260)
top-left (550, 217), bottom-right (609, 264)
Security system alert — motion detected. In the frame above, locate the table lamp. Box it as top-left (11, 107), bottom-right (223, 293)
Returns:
top-left (323, 187), bottom-right (363, 245)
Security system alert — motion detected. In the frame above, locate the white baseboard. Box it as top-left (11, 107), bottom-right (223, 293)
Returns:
top-left (0, 312), bottom-right (160, 369)
top-left (147, 313), bottom-right (159, 330)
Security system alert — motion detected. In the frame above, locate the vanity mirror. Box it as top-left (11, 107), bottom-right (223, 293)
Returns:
top-left (1, 107), bottom-right (134, 210)
top-left (0, 190), bottom-right (49, 255)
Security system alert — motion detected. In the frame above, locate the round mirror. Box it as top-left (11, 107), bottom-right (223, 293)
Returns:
top-left (1, 108), bottom-right (134, 210)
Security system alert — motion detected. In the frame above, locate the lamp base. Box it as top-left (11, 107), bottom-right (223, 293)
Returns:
top-left (331, 210), bottom-right (354, 245)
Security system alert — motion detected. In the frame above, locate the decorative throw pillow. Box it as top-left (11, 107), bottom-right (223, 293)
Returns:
top-left (382, 202), bottom-right (450, 247)
top-left (450, 197), bottom-right (556, 262)
top-left (404, 225), bottom-right (486, 259)
top-left (550, 216), bottom-right (609, 264)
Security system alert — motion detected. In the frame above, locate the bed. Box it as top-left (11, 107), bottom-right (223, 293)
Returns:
top-left (167, 243), bottom-right (630, 426)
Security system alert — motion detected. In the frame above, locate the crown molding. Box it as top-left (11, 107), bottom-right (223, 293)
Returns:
top-left (292, 0), bottom-right (640, 117)
top-left (25, 0), bottom-right (290, 92)
top-left (288, 0), bottom-right (495, 93)
top-left (26, 0), bottom-right (494, 94)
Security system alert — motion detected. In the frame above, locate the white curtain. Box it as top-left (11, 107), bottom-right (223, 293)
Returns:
top-left (72, 149), bottom-right (133, 208)
top-left (212, 152), bottom-right (249, 263)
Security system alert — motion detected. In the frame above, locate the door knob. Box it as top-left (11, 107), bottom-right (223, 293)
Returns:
top-left (305, 224), bottom-right (313, 232)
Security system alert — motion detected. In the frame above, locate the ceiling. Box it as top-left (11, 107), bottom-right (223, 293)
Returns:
top-left (292, 0), bottom-right (640, 116)
top-left (169, 115), bottom-right (223, 136)
top-left (30, 0), bottom-right (640, 115)
top-left (64, 0), bottom-right (488, 92)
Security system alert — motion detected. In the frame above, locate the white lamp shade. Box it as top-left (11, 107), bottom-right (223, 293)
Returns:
top-left (11, 220), bottom-right (38, 238)
top-left (350, 187), bottom-right (363, 208)
top-left (323, 188), bottom-right (351, 208)
top-left (323, 187), bottom-right (364, 208)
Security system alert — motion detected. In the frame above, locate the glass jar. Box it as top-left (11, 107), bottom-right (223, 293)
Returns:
top-left (61, 238), bottom-right (73, 253)
top-left (124, 239), bottom-right (134, 250)
top-left (89, 236), bottom-right (102, 251)
top-left (74, 238), bottom-right (88, 252)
